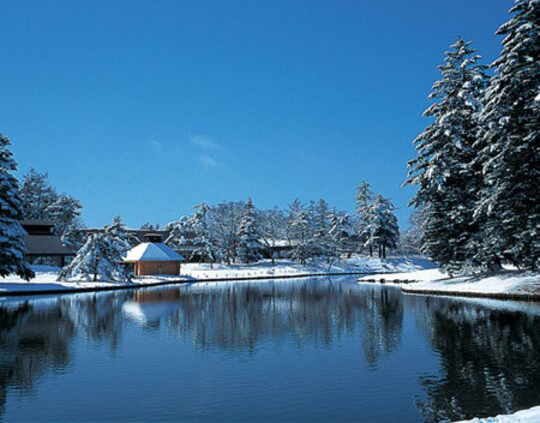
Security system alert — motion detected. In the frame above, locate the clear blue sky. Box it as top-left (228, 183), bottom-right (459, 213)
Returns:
top-left (0, 0), bottom-right (510, 228)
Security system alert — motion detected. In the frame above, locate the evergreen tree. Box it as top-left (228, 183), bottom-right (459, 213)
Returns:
top-left (59, 218), bottom-right (133, 282)
top-left (287, 209), bottom-right (314, 266)
top-left (400, 208), bottom-right (427, 254)
top-left (46, 194), bottom-right (82, 236)
top-left (20, 168), bottom-right (57, 220)
top-left (259, 207), bottom-right (287, 265)
top-left (165, 216), bottom-right (192, 251)
top-left (61, 219), bottom-right (86, 251)
top-left (19, 168), bottom-right (83, 236)
top-left (310, 199), bottom-right (333, 259)
top-left (405, 39), bottom-right (489, 273)
top-left (0, 134), bottom-right (34, 280)
top-left (476, 0), bottom-right (540, 271)
top-left (189, 203), bottom-right (219, 265)
top-left (363, 195), bottom-right (400, 259)
top-left (237, 198), bottom-right (264, 263)
top-left (328, 209), bottom-right (352, 264)
top-left (355, 181), bottom-right (374, 254)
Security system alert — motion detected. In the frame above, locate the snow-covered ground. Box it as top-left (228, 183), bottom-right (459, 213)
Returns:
top-left (0, 265), bottom-right (190, 293)
top-left (0, 256), bottom-right (434, 294)
top-left (358, 268), bottom-right (540, 298)
top-left (181, 256), bottom-right (435, 280)
top-left (455, 405), bottom-right (540, 422)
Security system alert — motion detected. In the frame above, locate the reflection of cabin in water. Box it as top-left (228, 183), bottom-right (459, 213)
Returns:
top-left (123, 243), bottom-right (184, 276)
top-left (21, 220), bottom-right (75, 267)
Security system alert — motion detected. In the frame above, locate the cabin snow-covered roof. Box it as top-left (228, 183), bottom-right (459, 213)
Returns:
top-left (123, 243), bottom-right (184, 262)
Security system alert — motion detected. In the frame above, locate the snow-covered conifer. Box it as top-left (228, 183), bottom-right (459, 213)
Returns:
top-left (189, 203), bottom-right (219, 265)
top-left (400, 208), bottom-right (426, 254)
top-left (46, 194), bottom-right (82, 236)
top-left (20, 168), bottom-right (57, 220)
top-left (61, 219), bottom-right (86, 251)
top-left (237, 198), bottom-right (264, 263)
top-left (165, 216), bottom-right (192, 251)
top-left (362, 195), bottom-right (400, 259)
top-left (355, 181), bottom-right (374, 254)
top-left (212, 201), bottom-right (245, 264)
top-left (328, 209), bottom-right (352, 264)
top-left (405, 39), bottom-right (489, 273)
top-left (476, 0), bottom-right (540, 270)
top-left (59, 218), bottom-right (133, 282)
top-left (287, 209), bottom-right (314, 266)
top-left (259, 207), bottom-right (287, 264)
top-left (0, 134), bottom-right (34, 280)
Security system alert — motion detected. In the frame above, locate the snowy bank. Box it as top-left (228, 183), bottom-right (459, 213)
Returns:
top-left (0, 257), bottom-right (434, 296)
top-left (455, 405), bottom-right (540, 422)
top-left (358, 268), bottom-right (540, 300)
top-left (0, 265), bottom-right (191, 295)
top-left (180, 257), bottom-right (435, 280)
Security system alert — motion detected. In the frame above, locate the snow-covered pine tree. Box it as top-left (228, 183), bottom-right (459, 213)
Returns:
top-left (311, 199), bottom-right (333, 260)
top-left (189, 203), bottom-right (219, 265)
top-left (19, 168), bottom-right (58, 220)
top-left (212, 201), bottom-right (245, 264)
top-left (46, 194), bottom-right (82, 236)
top-left (165, 215), bottom-right (192, 252)
top-left (405, 39), bottom-right (489, 273)
top-left (400, 208), bottom-right (427, 254)
top-left (19, 168), bottom-right (83, 237)
top-left (287, 209), bottom-right (314, 266)
top-left (258, 207), bottom-right (287, 265)
top-left (328, 209), bottom-right (352, 265)
top-left (476, 0), bottom-right (540, 271)
top-left (355, 181), bottom-right (374, 255)
top-left (59, 218), bottom-right (133, 282)
top-left (61, 218), bottom-right (86, 251)
top-left (373, 195), bottom-right (400, 259)
top-left (0, 134), bottom-right (34, 280)
top-left (237, 198), bottom-right (264, 263)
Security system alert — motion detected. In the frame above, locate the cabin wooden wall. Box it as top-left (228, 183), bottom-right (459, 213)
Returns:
top-left (135, 261), bottom-right (180, 276)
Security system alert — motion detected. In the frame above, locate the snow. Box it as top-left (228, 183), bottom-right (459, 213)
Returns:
top-left (359, 268), bottom-right (540, 298)
top-left (0, 265), bottom-right (189, 293)
top-left (358, 268), bottom-right (446, 283)
top-left (0, 256), bottom-right (434, 294)
top-left (180, 256), bottom-right (435, 280)
top-left (123, 242), bottom-right (184, 262)
top-left (455, 405), bottom-right (540, 422)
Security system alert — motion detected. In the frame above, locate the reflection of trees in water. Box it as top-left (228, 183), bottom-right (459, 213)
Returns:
top-left (0, 280), bottom-right (405, 417)
top-left (166, 280), bottom-right (403, 363)
top-left (0, 292), bottom-right (130, 416)
top-left (360, 288), bottom-right (403, 367)
top-left (0, 301), bottom-right (75, 416)
top-left (410, 296), bottom-right (540, 422)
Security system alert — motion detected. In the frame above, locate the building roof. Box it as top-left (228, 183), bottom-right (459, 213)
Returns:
top-left (24, 235), bottom-right (74, 255)
top-left (123, 243), bottom-right (184, 262)
top-left (21, 220), bottom-right (55, 227)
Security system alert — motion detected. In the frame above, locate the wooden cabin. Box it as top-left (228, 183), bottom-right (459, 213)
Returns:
top-left (123, 242), bottom-right (184, 276)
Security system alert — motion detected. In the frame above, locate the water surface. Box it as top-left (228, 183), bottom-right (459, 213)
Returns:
top-left (1, 276), bottom-right (539, 422)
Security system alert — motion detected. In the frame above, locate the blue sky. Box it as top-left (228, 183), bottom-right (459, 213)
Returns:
top-left (0, 0), bottom-right (510, 228)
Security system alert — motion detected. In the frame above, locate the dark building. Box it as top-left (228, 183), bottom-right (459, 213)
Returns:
top-left (21, 220), bottom-right (75, 267)
top-left (82, 228), bottom-right (170, 244)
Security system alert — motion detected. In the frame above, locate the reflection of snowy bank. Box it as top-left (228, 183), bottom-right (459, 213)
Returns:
top-left (455, 405), bottom-right (540, 422)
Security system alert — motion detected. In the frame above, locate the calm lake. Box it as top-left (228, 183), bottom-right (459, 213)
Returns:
top-left (1, 276), bottom-right (539, 422)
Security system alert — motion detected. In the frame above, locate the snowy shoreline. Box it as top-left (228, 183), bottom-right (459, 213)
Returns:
top-left (0, 257), bottom-right (434, 297)
top-left (358, 268), bottom-right (540, 300)
top-left (454, 405), bottom-right (540, 422)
